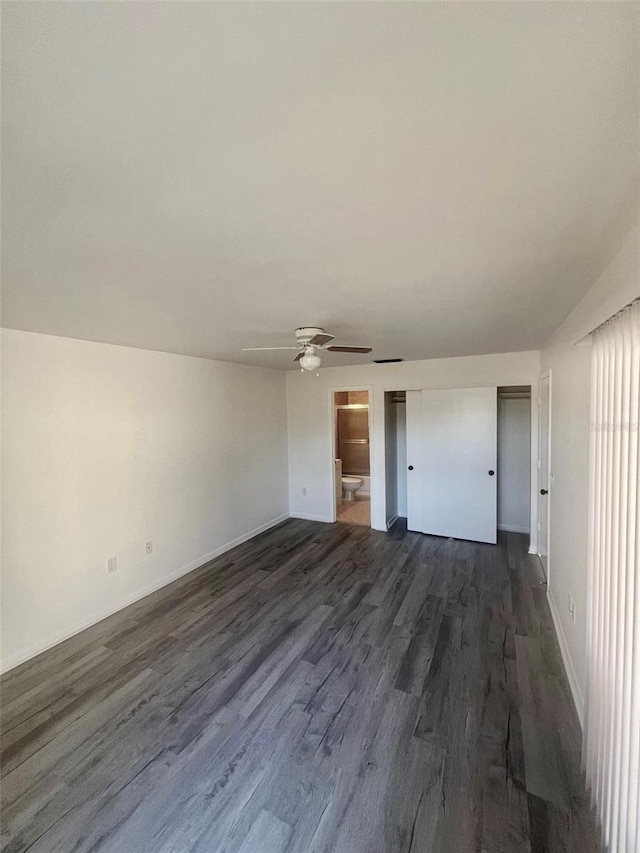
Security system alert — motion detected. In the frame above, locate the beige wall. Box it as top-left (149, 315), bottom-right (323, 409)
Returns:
top-left (287, 350), bottom-right (540, 529)
top-left (1, 330), bottom-right (289, 671)
top-left (540, 229), bottom-right (638, 724)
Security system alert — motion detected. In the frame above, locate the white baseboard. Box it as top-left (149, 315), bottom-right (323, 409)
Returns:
top-left (547, 588), bottom-right (585, 728)
top-left (289, 512), bottom-right (334, 523)
top-left (1, 513), bottom-right (290, 675)
top-left (498, 523), bottom-right (530, 534)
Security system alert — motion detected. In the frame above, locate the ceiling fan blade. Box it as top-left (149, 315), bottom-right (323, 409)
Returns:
top-left (309, 333), bottom-right (334, 347)
top-left (325, 346), bottom-right (372, 353)
top-left (241, 346), bottom-right (299, 351)
top-left (294, 352), bottom-right (303, 362)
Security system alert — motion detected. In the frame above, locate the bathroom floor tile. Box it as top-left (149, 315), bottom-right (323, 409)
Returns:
top-left (337, 498), bottom-right (370, 527)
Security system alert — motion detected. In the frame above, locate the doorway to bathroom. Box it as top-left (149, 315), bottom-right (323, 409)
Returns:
top-left (333, 390), bottom-right (370, 527)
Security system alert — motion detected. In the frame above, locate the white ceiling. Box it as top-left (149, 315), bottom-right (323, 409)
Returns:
top-left (2, 2), bottom-right (638, 370)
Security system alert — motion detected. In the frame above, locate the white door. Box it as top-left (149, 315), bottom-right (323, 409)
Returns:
top-left (538, 374), bottom-right (551, 579)
top-left (406, 387), bottom-right (497, 543)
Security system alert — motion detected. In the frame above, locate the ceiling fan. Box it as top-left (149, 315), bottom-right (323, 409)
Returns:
top-left (242, 327), bottom-right (372, 372)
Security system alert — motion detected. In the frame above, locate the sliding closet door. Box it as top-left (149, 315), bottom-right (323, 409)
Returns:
top-left (406, 391), bottom-right (424, 534)
top-left (406, 387), bottom-right (497, 543)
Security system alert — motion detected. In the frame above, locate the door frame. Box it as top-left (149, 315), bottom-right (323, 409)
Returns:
top-left (538, 370), bottom-right (552, 583)
top-left (323, 378), bottom-right (538, 535)
top-left (384, 380), bottom-right (539, 540)
top-left (328, 385), bottom-right (374, 524)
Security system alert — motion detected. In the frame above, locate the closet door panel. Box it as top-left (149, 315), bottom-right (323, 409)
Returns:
top-left (406, 387), bottom-right (497, 543)
top-left (406, 391), bottom-right (424, 533)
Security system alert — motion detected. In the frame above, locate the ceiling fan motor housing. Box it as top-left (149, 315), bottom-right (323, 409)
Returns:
top-left (295, 327), bottom-right (326, 345)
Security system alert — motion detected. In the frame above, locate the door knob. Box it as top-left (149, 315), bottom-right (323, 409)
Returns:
top-left (540, 488), bottom-right (548, 495)
top-left (408, 465), bottom-right (414, 471)
top-left (488, 470), bottom-right (495, 476)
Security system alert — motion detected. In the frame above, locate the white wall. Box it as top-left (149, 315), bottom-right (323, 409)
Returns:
top-left (497, 397), bottom-right (531, 533)
top-left (384, 394), bottom-right (398, 525)
top-left (287, 351), bottom-right (540, 530)
top-left (1, 330), bottom-right (289, 671)
top-left (540, 229), bottom-right (639, 724)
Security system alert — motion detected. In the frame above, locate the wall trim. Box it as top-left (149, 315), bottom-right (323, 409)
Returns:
top-left (498, 523), bottom-right (530, 534)
top-left (289, 512), bottom-right (334, 523)
top-left (1, 513), bottom-right (290, 674)
top-left (547, 588), bottom-right (585, 728)
top-left (386, 514), bottom-right (399, 530)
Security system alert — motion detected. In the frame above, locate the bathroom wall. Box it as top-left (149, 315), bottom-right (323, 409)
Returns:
top-left (335, 390), bottom-right (369, 406)
top-left (334, 389), bottom-right (371, 482)
top-left (336, 407), bottom-right (370, 476)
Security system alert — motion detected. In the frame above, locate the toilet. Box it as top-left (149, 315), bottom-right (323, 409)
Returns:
top-left (342, 476), bottom-right (363, 502)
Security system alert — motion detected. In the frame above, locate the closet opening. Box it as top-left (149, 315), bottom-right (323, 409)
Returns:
top-left (497, 385), bottom-right (532, 541)
top-left (384, 391), bottom-right (407, 530)
top-left (385, 386), bottom-right (532, 544)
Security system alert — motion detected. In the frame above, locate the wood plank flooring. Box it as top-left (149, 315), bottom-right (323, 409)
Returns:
top-left (1, 519), bottom-right (601, 852)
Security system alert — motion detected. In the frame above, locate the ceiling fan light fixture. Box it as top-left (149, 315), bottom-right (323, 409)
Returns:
top-left (242, 327), bottom-right (372, 371)
top-left (300, 350), bottom-right (321, 372)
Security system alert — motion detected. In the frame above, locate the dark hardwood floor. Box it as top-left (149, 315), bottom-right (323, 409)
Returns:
top-left (1, 519), bottom-right (601, 852)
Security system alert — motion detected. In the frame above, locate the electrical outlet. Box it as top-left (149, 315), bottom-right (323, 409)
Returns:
top-left (106, 557), bottom-right (118, 574)
top-left (302, 487), bottom-right (307, 496)
top-left (145, 541), bottom-right (153, 555)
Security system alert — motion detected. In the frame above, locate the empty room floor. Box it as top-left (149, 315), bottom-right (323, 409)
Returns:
top-left (1, 519), bottom-right (600, 853)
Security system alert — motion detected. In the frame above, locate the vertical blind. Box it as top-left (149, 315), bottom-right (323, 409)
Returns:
top-left (584, 298), bottom-right (640, 852)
